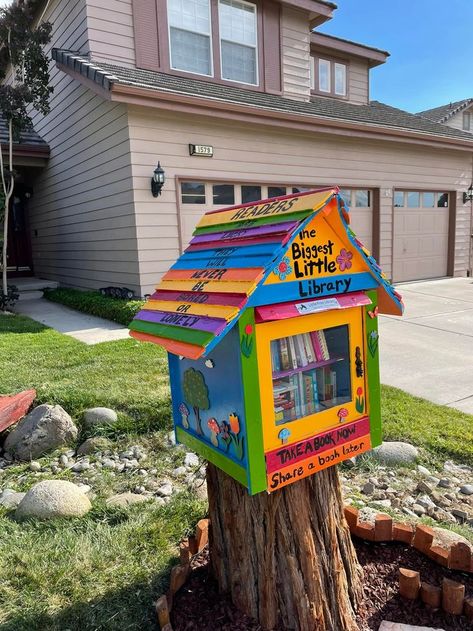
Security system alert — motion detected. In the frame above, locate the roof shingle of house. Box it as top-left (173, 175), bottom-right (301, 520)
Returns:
top-left (418, 98), bottom-right (473, 123)
top-left (0, 117), bottom-right (48, 147)
top-left (52, 49), bottom-right (473, 144)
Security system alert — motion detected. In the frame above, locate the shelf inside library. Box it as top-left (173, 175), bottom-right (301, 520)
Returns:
top-left (272, 356), bottom-right (344, 380)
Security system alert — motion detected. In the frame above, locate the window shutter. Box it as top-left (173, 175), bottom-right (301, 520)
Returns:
top-left (263, 0), bottom-right (281, 93)
top-left (132, 0), bottom-right (160, 71)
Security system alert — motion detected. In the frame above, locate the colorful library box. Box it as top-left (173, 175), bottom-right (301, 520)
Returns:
top-left (130, 187), bottom-right (403, 495)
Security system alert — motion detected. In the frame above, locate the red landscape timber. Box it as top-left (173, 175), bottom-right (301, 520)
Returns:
top-left (0, 389), bottom-right (36, 432)
top-left (255, 291), bottom-right (372, 322)
top-left (265, 416), bottom-right (370, 474)
top-left (149, 290), bottom-right (248, 308)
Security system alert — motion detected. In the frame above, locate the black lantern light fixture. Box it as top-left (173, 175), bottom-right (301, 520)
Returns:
top-left (151, 162), bottom-right (166, 197)
top-left (464, 182), bottom-right (473, 204)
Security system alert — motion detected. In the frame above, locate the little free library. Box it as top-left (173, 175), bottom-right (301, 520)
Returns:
top-left (130, 187), bottom-right (403, 495)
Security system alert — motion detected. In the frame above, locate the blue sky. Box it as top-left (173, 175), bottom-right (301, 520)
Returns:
top-left (317, 0), bottom-right (473, 113)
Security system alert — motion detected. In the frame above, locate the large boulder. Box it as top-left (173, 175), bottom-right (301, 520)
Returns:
top-left (15, 480), bottom-right (91, 520)
top-left (83, 407), bottom-right (117, 428)
top-left (370, 441), bottom-right (418, 466)
top-left (4, 404), bottom-right (78, 461)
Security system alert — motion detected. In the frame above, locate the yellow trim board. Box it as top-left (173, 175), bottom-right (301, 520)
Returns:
top-left (157, 279), bottom-right (258, 294)
top-left (142, 300), bottom-right (239, 321)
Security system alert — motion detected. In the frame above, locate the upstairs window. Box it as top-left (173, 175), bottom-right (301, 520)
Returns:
top-left (168, 0), bottom-right (212, 76)
top-left (311, 56), bottom-right (347, 98)
top-left (463, 112), bottom-right (471, 132)
top-left (219, 0), bottom-right (258, 85)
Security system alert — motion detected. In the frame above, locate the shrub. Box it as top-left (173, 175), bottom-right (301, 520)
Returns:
top-left (44, 288), bottom-right (144, 326)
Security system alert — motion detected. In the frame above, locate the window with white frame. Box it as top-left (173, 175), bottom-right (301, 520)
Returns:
top-left (219, 0), bottom-right (257, 85)
top-left (311, 56), bottom-right (347, 97)
top-left (168, 0), bottom-right (212, 76)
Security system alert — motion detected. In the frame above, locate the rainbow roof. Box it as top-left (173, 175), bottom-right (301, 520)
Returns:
top-left (129, 187), bottom-right (403, 358)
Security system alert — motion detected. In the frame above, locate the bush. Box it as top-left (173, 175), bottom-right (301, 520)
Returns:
top-left (44, 288), bottom-right (144, 326)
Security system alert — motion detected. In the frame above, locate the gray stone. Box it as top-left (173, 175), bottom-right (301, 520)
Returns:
top-left (428, 476), bottom-right (440, 486)
top-left (3, 452), bottom-right (13, 462)
top-left (184, 452), bottom-right (199, 468)
top-left (438, 478), bottom-right (451, 488)
top-left (417, 465), bottom-right (431, 476)
top-left (373, 499), bottom-right (392, 508)
top-left (71, 461), bottom-right (90, 472)
top-left (16, 480), bottom-right (91, 520)
top-left (416, 480), bottom-right (434, 494)
top-left (29, 461), bottom-right (41, 472)
top-left (59, 454), bottom-right (69, 467)
top-left (452, 508), bottom-right (469, 521)
top-left (361, 482), bottom-right (375, 495)
top-left (370, 441), bottom-right (418, 466)
top-left (75, 484), bottom-right (91, 494)
top-left (4, 404), bottom-right (78, 461)
top-left (459, 484), bottom-right (473, 495)
top-left (102, 459), bottom-right (116, 469)
top-left (412, 504), bottom-right (426, 516)
top-left (157, 482), bottom-right (173, 497)
top-left (77, 437), bottom-right (112, 456)
top-left (0, 489), bottom-right (26, 509)
top-left (138, 469), bottom-right (148, 476)
top-left (106, 492), bottom-right (151, 508)
top-left (51, 465), bottom-right (61, 474)
top-left (134, 485), bottom-right (146, 494)
top-left (83, 407), bottom-right (117, 427)
top-left (379, 622), bottom-right (445, 631)
top-left (172, 466), bottom-right (187, 477)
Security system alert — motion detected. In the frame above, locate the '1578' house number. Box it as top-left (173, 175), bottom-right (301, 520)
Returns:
top-left (189, 144), bottom-right (213, 157)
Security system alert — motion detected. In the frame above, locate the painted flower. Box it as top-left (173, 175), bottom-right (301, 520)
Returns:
top-left (245, 324), bottom-right (253, 335)
top-left (356, 387), bottom-right (363, 396)
top-left (336, 248), bottom-right (353, 272)
top-left (273, 256), bottom-right (292, 281)
top-left (370, 331), bottom-right (378, 340)
top-left (207, 418), bottom-right (220, 434)
top-left (229, 413), bottom-right (240, 435)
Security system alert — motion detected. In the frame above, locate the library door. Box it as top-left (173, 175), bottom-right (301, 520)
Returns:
top-left (6, 194), bottom-right (33, 277)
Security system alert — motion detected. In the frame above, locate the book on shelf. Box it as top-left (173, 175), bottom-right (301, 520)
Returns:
top-left (288, 336), bottom-right (298, 369)
top-left (279, 337), bottom-right (290, 370)
top-left (272, 330), bottom-right (332, 374)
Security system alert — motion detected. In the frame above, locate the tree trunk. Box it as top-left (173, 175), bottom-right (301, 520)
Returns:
top-left (207, 463), bottom-right (362, 631)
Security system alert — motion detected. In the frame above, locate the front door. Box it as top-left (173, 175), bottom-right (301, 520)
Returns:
top-left (6, 192), bottom-right (33, 277)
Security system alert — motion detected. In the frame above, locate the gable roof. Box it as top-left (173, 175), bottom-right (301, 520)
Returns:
top-left (52, 50), bottom-right (473, 147)
top-left (0, 117), bottom-right (49, 157)
top-left (129, 188), bottom-right (403, 359)
top-left (417, 98), bottom-right (473, 123)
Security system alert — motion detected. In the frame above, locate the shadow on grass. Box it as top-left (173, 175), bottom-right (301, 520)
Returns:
top-left (0, 574), bottom-right (167, 631)
top-left (0, 314), bottom-right (49, 335)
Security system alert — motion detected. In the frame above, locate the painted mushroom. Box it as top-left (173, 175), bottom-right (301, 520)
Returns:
top-left (337, 408), bottom-right (349, 423)
top-left (207, 417), bottom-right (220, 447)
top-left (278, 428), bottom-right (291, 445)
top-left (179, 402), bottom-right (190, 429)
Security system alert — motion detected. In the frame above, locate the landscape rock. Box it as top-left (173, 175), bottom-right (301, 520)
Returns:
top-left (29, 461), bottom-right (41, 472)
top-left (370, 441), bottom-right (418, 465)
top-left (184, 452), bottom-right (199, 468)
top-left (362, 482), bottom-right (375, 495)
top-left (83, 407), bottom-right (117, 427)
top-left (417, 465), bottom-right (431, 477)
top-left (106, 492), bottom-right (152, 507)
top-left (16, 480), bottom-right (91, 520)
top-left (4, 404), bottom-right (78, 461)
top-left (0, 489), bottom-right (26, 509)
top-left (173, 466), bottom-right (187, 477)
top-left (71, 460), bottom-right (90, 472)
top-left (157, 482), bottom-right (173, 497)
top-left (77, 437), bottom-right (112, 456)
top-left (438, 478), bottom-right (451, 488)
top-left (459, 484), bottom-right (473, 495)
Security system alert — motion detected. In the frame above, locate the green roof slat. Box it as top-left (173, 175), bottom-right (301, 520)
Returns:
top-left (193, 209), bottom-right (313, 236)
top-left (129, 320), bottom-right (213, 345)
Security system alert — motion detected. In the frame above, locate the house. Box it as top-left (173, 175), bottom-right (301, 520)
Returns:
top-left (7, 0), bottom-right (473, 294)
top-left (129, 188), bottom-right (402, 494)
top-left (418, 98), bottom-right (473, 134)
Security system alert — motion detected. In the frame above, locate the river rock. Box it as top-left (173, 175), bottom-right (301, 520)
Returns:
top-left (184, 452), bottom-right (199, 468)
top-left (15, 480), bottom-right (91, 520)
top-left (0, 489), bottom-right (26, 509)
top-left (83, 407), bottom-right (117, 428)
top-left (106, 492), bottom-right (151, 507)
top-left (460, 484), bottom-right (473, 495)
top-left (77, 436), bottom-right (112, 456)
top-left (370, 441), bottom-right (418, 466)
top-left (4, 404), bottom-right (78, 461)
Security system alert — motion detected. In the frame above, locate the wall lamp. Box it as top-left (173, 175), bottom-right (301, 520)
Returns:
top-left (464, 182), bottom-right (473, 204)
top-left (151, 162), bottom-right (166, 197)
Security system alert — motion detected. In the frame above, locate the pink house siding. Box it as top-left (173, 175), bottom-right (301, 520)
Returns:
top-left (86, 0), bottom-right (136, 68)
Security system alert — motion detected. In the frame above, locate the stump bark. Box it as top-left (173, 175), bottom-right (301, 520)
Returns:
top-left (207, 463), bottom-right (362, 631)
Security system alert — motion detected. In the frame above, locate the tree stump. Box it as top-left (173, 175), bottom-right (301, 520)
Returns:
top-left (207, 463), bottom-right (362, 631)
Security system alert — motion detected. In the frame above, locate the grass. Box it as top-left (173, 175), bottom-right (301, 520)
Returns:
top-left (0, 314), bottom-right (170, 435)
top-left (43, 287), bottom-right (145, 326)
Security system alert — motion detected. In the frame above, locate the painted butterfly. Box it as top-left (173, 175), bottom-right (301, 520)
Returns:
top-left (368, 306), bottom-right (379, 319)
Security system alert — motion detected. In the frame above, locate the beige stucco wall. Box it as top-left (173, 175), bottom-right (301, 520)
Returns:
top-left (127, 105), bottom-right (472, 296)
top-left (27, 0), bottom-right (140, 293)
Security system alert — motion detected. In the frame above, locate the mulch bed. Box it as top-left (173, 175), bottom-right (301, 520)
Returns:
top-left (171, 539), bottom-right (473, 631)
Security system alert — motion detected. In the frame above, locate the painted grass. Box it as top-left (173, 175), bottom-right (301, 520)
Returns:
top-left (0, 314), bottom-right (171, 435)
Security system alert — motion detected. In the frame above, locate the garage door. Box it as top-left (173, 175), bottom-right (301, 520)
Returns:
top-left (179, 181), bottom-right (373, 251)
top-left (393, 190), bottom-right (449, 283)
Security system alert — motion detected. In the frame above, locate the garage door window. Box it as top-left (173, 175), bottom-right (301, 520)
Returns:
top-left (355, 190), bottom-right (370, 207)
top-left (422, 192), bottom-right (435, 207)
top-left (242, 185), bottom-right (262, 203)
top-left (394, 191), bottom-right (449, 209)
top-left (213, 184), bottom-right (235, 205)
top-left (181, 181), bottom-right (206, 203)
top-left (407, 192), bottom-right (420, 208)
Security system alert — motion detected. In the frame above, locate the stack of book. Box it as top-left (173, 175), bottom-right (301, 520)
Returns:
top-left (271, 330), bottom-right (330, 372)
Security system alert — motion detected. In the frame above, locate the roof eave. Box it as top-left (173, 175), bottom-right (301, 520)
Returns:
top-left (310, 32), bottom-right (389, 67)
top-left (1, 142), bottom-right (50, 159)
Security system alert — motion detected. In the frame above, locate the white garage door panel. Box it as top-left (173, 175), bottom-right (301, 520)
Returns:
top-left (393, 192), bottom-right (449, 282)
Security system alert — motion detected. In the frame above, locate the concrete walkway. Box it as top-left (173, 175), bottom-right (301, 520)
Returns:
top-left (14, 298), bottom-right (130, 344)
top-left (379, 277), bottom-right (473, 414)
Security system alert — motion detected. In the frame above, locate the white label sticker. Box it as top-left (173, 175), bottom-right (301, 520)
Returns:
top-left (295, 298), bottom-right (340, 315)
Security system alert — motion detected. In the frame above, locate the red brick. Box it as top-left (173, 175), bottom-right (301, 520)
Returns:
top-left (412, 524), bottom-right (434, 554)
top-left (448, 542), bottom-right (472, 572)
top-left (344, 506), bottom-right (359, 531)
top-left (375, 514), bottom-right (393, 542)
top-left (427, 545), bottom-right (449, 567)
top-left (393, 523), bottom-right (414, 545)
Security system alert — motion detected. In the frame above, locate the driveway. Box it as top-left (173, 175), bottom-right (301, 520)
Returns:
top-left (379, 277), bottom-right (473, 414)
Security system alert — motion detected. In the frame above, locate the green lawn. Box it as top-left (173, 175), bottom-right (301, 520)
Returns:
top-left (1, 312), bottom-right (472, 629)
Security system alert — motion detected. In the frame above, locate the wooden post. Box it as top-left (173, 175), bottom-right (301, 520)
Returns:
top-left (399, 568), bottom-right (420, 600)
top-left (374, 514), bottom-right (392, 541)
top-left (412, 524), bottom-right (434, 554)
top-left (442, 578), bottom-right (465, 615)
top-left (420, 582), bottom-right (442, 609)
top-left (464, 597), bottom-right (473, 620)
top-left (392, 523), bottom-right (414, 545)
top-left (448, 542), bottom-right (471, 572)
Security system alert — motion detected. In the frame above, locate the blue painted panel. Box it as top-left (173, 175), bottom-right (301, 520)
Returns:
top-left (247, 272), bottom-right (379, 307)
top-left (169, 326), bottom-right (247, 467)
